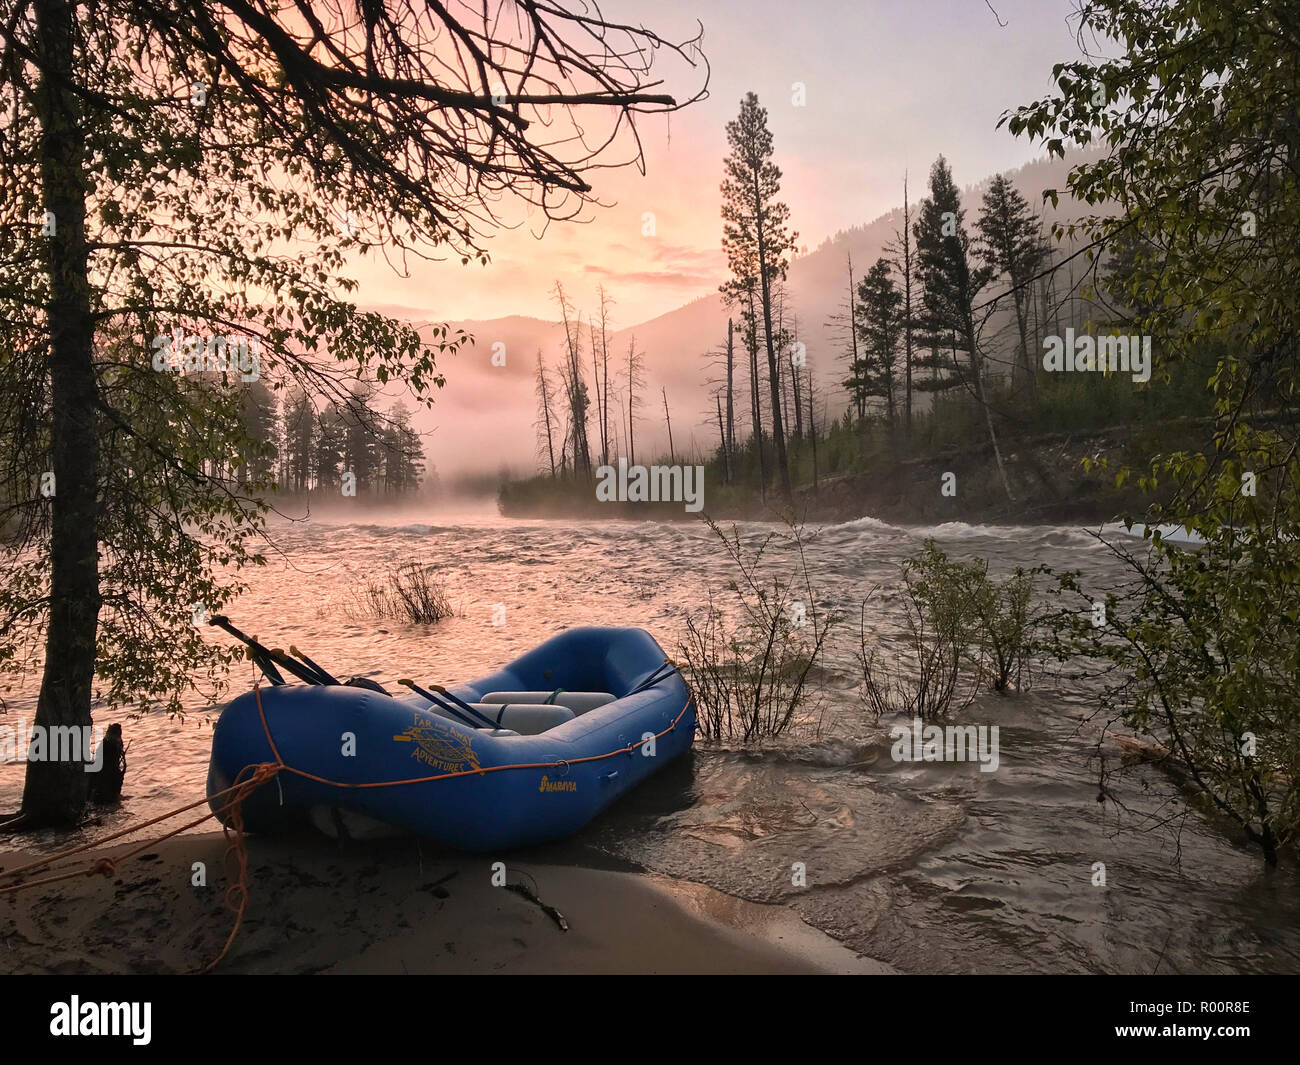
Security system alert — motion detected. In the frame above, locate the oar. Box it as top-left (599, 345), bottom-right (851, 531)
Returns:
top-left (427, 684), bottom-right (505, 730)
top-left (207, 615), bottom-right (321, 685)
top-left (249, 649), bottom-right (286, 686)
top-left (289, 645), bottom-right (340, 685)
top-left (207, 615), bottom-right (285, 685)
top-left (627, 661), bottom-right (679, 697)
top-left (397, 679), bottom-right (499, 730)
top-left (264, 646), bottom-right (331, 686)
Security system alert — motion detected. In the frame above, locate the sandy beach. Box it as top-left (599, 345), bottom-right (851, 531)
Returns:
top-left (0, 832), bottom-right (890, 974)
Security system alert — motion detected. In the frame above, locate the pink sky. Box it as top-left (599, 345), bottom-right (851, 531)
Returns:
top-left (348, 0), bottom-right (1083, 332)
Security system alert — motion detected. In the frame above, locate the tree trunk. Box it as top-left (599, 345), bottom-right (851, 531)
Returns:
top-left (806, 366), bottom-right (818, 493)
top-left (715, 393), bottom-right (731, 483)
top-left (23, 0), bottom-right (100, 826)
top-left (900, 177), bottom-right (914, 437)
top-left (790, 347), bottom-right (804, 441)
top-left (725, 318), bottom-right (736, 478)
top-left (662, 387), bottom-right (674, 463)
top-left (966, 320), bottom-right (1014, 504)
top-left (753, 183), bottom-right (791, 500)
top-left (846, 253), bottom-right (864, 424)
top-left (626, 344), bottom-right (636, 466)
top-left (746, 294), bottom-right (765, 496)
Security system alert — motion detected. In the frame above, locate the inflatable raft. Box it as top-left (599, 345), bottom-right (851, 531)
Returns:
top-left (206, 625), bottom-right (695, 851)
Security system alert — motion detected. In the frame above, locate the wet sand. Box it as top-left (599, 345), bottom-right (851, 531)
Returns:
top-left (0, 831), bottom-right (891, 974)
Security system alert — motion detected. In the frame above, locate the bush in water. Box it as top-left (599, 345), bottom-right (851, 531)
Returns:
top-left (857, 541), bottom-right (1038, 721)
top-left (1045, 524), bottom-right (1300, 867)
top-left (678, 516), bottom-right (836, 742)
top-left (354, 562), bottom-right (455, 624)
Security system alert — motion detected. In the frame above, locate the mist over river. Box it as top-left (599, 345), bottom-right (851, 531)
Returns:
top-left (3, 509), bottom-right (1297, 974)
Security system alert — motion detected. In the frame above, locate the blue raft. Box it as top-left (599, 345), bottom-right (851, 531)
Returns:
top-left (206, 626), bottom-right (695, 851)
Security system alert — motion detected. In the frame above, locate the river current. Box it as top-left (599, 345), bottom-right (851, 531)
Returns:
top-left (3, 508), bottom-right (1296, 973)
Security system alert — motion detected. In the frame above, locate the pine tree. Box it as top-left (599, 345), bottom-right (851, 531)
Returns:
top-left (977, 173), bottom-right (1050, 394)
top-left (720, 92), bottom-right (797, 500)
top-left (281, 387), bottom-right (315, 494)
top-left (340, 386), bottom-right (378, 495)
top-left (855, 258), bottom-right (903, 425)
top-left (830, 250), bottom-right (868, 423)
top-left (913, 155), bottom-right (1013, 501)
top-left (313, 406), bottom-right (345, 493)
top-left (239, 379), bottom-right (278, 488)
top-left (884, 173), bottom-right (919, 435)
top-left (379, 402), bottom-right (422, 495)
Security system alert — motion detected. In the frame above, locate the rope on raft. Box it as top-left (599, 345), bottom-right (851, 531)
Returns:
top-left (0, 668), bottom-right (695, 972)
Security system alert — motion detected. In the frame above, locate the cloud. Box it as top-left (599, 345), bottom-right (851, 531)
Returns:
top-left (577, 239), bottom-right (726, 289)
top-left (646, 241), bottom-right (726, 268)
top-left (581, 263), bottom-right (718, 288)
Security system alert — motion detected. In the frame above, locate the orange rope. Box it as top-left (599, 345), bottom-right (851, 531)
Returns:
top-left (251, 681), bottom-right (694, 789)
top-left (0, 770), bottom-right (277, 893)
top-left (196, 762), bottom-right (280, 974)
top-left (0, 679), bottom-right (696, 972)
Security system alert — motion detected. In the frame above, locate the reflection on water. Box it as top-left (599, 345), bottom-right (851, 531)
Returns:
top-left (3, 509), bottom-right (1297, 973)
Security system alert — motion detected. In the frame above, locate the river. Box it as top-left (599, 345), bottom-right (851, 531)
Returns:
top-left (3, 508), bottom-right (1297, 973)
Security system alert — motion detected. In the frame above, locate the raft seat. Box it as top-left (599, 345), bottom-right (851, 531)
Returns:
top-left (423, 699), bottom-right (575, 736)
top-left (480, 691), bottom-right (615, 716)
top-left (477, 702), bottom-right (575, 736)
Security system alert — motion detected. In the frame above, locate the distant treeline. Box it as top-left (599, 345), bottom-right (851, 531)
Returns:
top-left (240, 382), bottom-right (432, 501)
top-left (514, 93), bottom-right (1220, 517)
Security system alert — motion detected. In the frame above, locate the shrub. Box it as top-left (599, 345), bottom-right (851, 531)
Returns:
top-left (971, 565), bottom-right (1037, 693)
top-left (858, 540), bottom-right (988, 721)
top-left (355, 562), bottom-right (454, 623)
top-left (1047, 524), bottom-right (1300, 867)
top-left (678, 516), bottom-right (835, 742)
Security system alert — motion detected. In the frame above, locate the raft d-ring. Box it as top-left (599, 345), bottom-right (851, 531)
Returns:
top-left (555, 759), bottom-right (571, 778)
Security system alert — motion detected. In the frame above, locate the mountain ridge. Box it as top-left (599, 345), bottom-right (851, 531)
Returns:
top-left (403, 148), bottom-right (1108, 477)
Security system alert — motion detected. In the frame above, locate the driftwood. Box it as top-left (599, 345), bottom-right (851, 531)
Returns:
top-left (505, 878), bottom-right (569, 932)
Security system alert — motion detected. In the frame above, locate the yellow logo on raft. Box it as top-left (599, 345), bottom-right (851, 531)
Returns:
top-left (539, 775), bottom-right (576, 793)
top-left (392, 713), bottom-right (481, 773)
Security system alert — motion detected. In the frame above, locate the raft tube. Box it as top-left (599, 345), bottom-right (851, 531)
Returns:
top-left (206, 626), bottom-right (695, 851)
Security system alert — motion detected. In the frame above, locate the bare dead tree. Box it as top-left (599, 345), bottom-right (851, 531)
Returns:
top-left (552, 280), bottom-right (593, 477)
top-left (662, 386), bottom-right (675, 463)
top-left (594, 284), bottom-right (615, 466)
top-left (534, 350), bottom-right (559, 477)
top-left (623, 334), bottom-right (645, 465)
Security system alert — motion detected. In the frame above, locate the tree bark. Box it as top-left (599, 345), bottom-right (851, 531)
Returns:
top-left (900, 177), bottom-right (914, 437)
top-left (756, 221), bottom-right (792, 500)
top-left (24, 0), bottom-right (101, 826)
top-left (725, 318), bottom-right (735, 479)
top-left (661, 387), bottom-right (674, 463)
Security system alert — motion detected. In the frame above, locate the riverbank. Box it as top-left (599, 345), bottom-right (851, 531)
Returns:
top-left (497, 426), bottom-right (1161, 525)
top-left (0, 831), bottom-right (890, 974)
